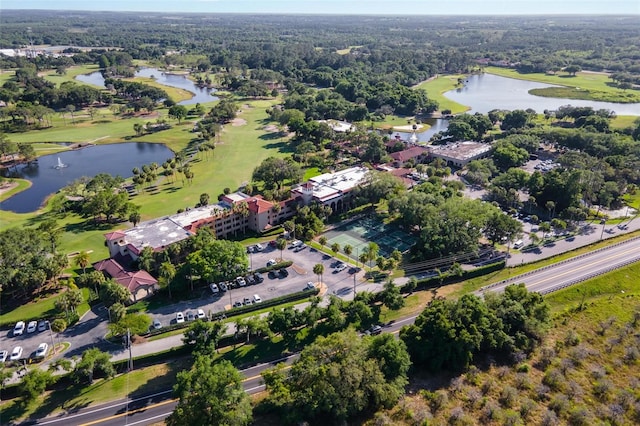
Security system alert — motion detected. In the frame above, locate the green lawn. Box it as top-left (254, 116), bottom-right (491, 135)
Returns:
top-left (0, 287), bottom-right (91, 327)
top-left (0, 179), bottom-right (32, 202)
top-left (414, 75), bottom-right (470, 114)
top-left (485, 66), bottom-right (640, 103)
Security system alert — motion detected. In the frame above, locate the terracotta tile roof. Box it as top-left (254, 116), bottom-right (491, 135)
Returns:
top-left (246, 197), bottom-right (274, 214)
top-left (93, 258), bottom-right (157, 293)
top-left (104, 231), bottom-right (126, 241)
top-left (389, 146), bottom-right (428, 162)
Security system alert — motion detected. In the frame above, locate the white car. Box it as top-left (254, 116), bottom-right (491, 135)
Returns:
top-left (9, 346), bottom-right (23, 361)
top-left (334, 263), bottom-right (347, 272)
top-left (197, 309), bottom-right (206, 319)
top-left (35, 343), bottom-right (49, 358)
top-left (152, 319), bottom-right (162, 330)
top-left (176, 312), bottom-right (185, 324)
top-left (253, 294), bottom-right (262, 303)
top-left (266, 259), bottom-right (277, 267)
top-left (304, 282), bottom-right (316, 291)
top-left (13, 321), bottom-right (25, 336)
top-left (209, 283), bottom-right (220, 294)
top-left (255, 243), bottom-right (264, 252)
top-left (37, 320), bottom-right (49, 332)
top-left (219, 282), bottom-right (228, 292)
top-left (26, 321), bottom-right (38, 334)
top-left (0, 350), bottom-right (8, 363)
top-left (236, 276), bottom-right (247, 287)
top-left (290, 239), bottom-right (303, 248)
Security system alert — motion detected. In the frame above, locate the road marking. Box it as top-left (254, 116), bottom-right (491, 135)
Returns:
top-left (123, 412), bottom-right (173, 426)
top-left (243, 364), bottom-right (292, 382)
top-left (78, 399), bottom-right (177, 426)
top-left (510, 246), bottom-right (640, 289)
top-left (38, 390), bottom-right (173, 425)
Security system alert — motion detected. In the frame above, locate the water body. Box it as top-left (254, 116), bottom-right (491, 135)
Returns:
top-left (0, 143), bottom-right (174, 213)
top-left (75, 68), bottom-right (218, 105)
top-left (445, 73), bottom-right (640, 116)
top-left (388, 118), bottom-right (450, 143)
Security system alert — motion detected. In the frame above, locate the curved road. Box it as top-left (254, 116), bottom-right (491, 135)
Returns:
top-left (25, 239), bottom-right (640, 425)
top-left (480, 236), bottom-right (640, 295)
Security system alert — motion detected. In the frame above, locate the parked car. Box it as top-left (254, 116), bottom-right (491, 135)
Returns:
top-left (246, 275), bottom-right (256, 285)
top-left (34, 343), bottom-right (49, 358)
top-left (279, 268), bottom-right (289, 277)
top-left (255, 243), bottom-right (264, 252)
top-left (290, 239), bottom-right (303, 248)
top-left (209, 283), bottom-right (220, 294)
top-left (268, 270), bottom-right (277, 279)
top-left (370, 325), bottom-right (383, 335)
top-left (0, 350), bottom-right (8, 363)
top-left (26, 321), bottom-right (37, 334)
top-left (232, 301), bottom-right (243, 308)
top-left (236, 276), bottom-right (247, 287)
top-left (304, 282), bottom-right (316, 291)
top-left (186, 311), bottom-right (196, 321)
top-left (253, 294), bottom-right (262, 303)
top-left (13, 321), bottom-right (25, 336)
top-left (268, 240), bottom-right (277, 247)
top-left (176, 312), bottom-right (185, 324)
top-left (37, 320), bottom-right (49, 332)
top-left (9, 346), bottom-right (23, 361)
top-left (334, 263), bottom-right (347, 272)
top-left (247, 245), bottom-right (255, 253)
top-left (243, 297), bottom-right (253, 306)
top-left (219, 282), bottom-right (228, 292)
top-left (254, 272), bottom-right (264, 283)
top-left (266, 259), bottom-right (277, 267)
top-left (152, 319), bottom-right (162, 330)
top-left (197, 309), bottom-right (206, 320)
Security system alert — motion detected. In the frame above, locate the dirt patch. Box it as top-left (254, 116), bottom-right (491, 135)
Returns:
top-left (0, 182), bottom-right (18, 196)
top-left (231, 118), bottom-right (247, 127)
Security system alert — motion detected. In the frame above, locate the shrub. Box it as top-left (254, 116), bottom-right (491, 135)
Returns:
top-left (519, 398), bottom-right (536, 420)
top-left (516, 363), bottom-right (530, 373)
top-left (537, 346), bottom-right (556, 369)
top-left (515, 372), bottom-right (532, 390)
top-left (481, 401), bottom-right (502, 422)
top-left (548, 394), bottom-right (570, 416)
top-left (499, 386), bottom-right (518, 408)
top-left (541, 409), bottom-right (559, 426)
top-left (568, 406), bottom-right (591, 426)
top-left (543, 368), bottom-right (565, 391)
top-left (502, 410), bottom-right (521, 426)
top-left (565, 330), bottom-right (581, 346)
top-left (624, 346), bottom-right (639, 364)
top-left (593, 379), bottom-right (613, 401)
top-left (431, 390), bottom-right (449, 413)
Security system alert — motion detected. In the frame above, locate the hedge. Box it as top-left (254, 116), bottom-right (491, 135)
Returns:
top-left (253, 260), bottom-right (294, 274)
top-left (401, 261), bottom-right (506, 293)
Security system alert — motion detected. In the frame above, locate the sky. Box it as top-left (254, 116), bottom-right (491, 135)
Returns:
top-left (1, 0), bottom-right (639, 15)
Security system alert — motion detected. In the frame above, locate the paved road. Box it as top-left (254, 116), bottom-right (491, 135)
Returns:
top-left (29, 315), bottom-right (419, 426)
top-left (481, 235), bottom-right (640, 295)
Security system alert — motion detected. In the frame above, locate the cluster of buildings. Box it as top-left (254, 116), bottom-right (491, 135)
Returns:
top-left (95, 122), bottom-right (493, 301)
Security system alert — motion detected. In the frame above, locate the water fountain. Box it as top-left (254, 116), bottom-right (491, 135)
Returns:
top-left (54, 157), bottom-right (67, 169)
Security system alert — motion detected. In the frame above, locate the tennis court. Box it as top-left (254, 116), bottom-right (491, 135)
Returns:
top-left (323, 216), bottom-right (415, 260)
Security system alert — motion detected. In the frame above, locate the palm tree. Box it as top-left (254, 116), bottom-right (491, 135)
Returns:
top-left (74, 251), bottom-right (90, 274)
top-left (276, 238), bottom-right (287, 261)
top-left (343, 244), bottom-right (353, 261)
top-left (318, 236), bottom-right (327, 249)
top-left (159, 261), bottom-right (176, 299)
top-left (364, 242), bottom-right (379, 269)
top-left (331, 243), bottom-right (340, 257)
top-left (313, 263), bottom-right (324, 284)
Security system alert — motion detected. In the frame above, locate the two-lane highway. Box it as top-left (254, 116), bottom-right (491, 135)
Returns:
top-left (481, 236), bottom-right (640, 295)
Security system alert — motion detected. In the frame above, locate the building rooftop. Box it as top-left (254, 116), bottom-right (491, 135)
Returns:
top-left (170, 204), bottom-right (228, 228)
top-left (318, 120), bottom-right (354, 133)
top-left (428, 141), bottom-right (492, 161)
top-left (389, 146), bottom-right (428, 162)
top-left (296, 166), bottom-right (369, 202)
top-left (123, 216), bottom-right (193, 255)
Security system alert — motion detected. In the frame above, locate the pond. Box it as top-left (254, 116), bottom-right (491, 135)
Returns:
top-left (0, 143), bottom-right (174, 213)
top-left (387, 118), bottom-right (450, 143)
top-left (75, 68), bottom-right (218, 105)
top-left (444, 73), bottom-right (640, 116)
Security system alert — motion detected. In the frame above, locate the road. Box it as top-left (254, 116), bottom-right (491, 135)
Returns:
top-left (29, 315), bottom-right (418, 426)
top-left (480, 235), bottom-right (640, 295)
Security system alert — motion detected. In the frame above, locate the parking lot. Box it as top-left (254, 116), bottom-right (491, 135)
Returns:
top-left (143, 240), bottom-right (360, 328)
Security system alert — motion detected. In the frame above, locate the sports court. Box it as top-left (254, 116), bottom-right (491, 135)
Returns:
top-left (323, 216), bottom-right (415, 260)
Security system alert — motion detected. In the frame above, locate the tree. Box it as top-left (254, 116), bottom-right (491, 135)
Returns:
top-left (381, 279), bottom-right (404, 310)
top-left (484, 211), bottom-right (523, 246)
top-left (330, 242), bottom-right (340, 256)
top-left (207, 99), bottom-right (238, 124)
top-left (276, 238), bottom-right (287, 261)
top-left (252, 157), bottom-right (303, 190)
top-left (168, 105), bottom-right (188, 123)
top-left (73, 348), bottom-right (115, 384)
top-left (565, 64), bottom-right (582, 76)
top-left (198, 192), bottom-right (210, 207)
top-left (318, 236), bottom-right (327, 248)
top-left (500, 109), bottom-right (530, 131)
top-left (109, 302), bottom-right (126, 323)
top-left (313, 263), bottom-right (324, 284)
top-left (133, 123), bottom-right (144, 136)
top-left (74, 251), bottom-right (90, 274)
top-left (343, 244), bottom-right (353, 259)
top-left (262, 329), bottom-right (407, 424)
top-left (363, 242), bottom-right (379, 269)
top-left (158, 261), bottom-right (176, 299)
top-left (99, 280), bottom-right (130, 307)
top-left (129, 211), bottom-right (141, 226)
top-left (168, 358), bottom-right (252, 426)
top-left (368, 333), bottom-right (412, 381)
top-left (183, 320), bottom-right (225, 355)
top-left (186, 239), bottom-right (249, 283)
top-left (19, 369), bottom-right (56, 402)
top-left (109, 313), bottom-right (152, 337)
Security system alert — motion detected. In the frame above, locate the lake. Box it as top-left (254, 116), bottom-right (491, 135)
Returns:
top-left (0, 143), bottom-right (174, 213)
top-left (76, 68), bottom-right (218, 105)
top-left (445, 73), bottom-right (640, 116)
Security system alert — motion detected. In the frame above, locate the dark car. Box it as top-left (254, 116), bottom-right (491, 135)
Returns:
top-left (254, 272), bottom-right (264, 283)
top-left (246, 275), bottom-right (256, 285)
top-left (278, 268), bottom-right (289, 278)
top-left (268, 270), bottom-right (277, 279)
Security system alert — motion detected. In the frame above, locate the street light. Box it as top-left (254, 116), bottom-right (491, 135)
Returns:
top-left (47, 321), bottom-right (56, 355)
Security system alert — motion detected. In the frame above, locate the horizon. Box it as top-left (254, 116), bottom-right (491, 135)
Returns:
top-left (1, 0), bottom-right (639, 15)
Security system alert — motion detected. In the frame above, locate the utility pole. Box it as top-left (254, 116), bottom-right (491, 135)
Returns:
top-left (127, 328), bottom-right (133, 372)
top-left (353, 272), bottom-right (357, 298)
top-left (48, 322), bottom-right (56, 355)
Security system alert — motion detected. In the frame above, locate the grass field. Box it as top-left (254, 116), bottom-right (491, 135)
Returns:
top-left (485, 66), bottom-right (640, 103)
top-left (414, 75), bottom-right (470, 114)
top-left (0, 287), bottom-right (91, 327)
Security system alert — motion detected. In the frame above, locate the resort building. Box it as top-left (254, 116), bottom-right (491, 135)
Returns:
top-left (427, 141), bottom-right (493, 168)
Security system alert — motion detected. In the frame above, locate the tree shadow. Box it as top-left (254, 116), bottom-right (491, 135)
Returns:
top-left (258, 132), bottom-right (283, 141)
